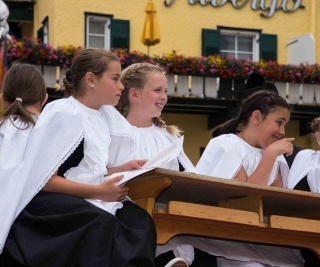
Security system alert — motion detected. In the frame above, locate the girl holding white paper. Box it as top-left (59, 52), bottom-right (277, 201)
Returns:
top-left (109, 63), bottom-right (195, 173)
top-left (109, 62), bottom-right (216, 267)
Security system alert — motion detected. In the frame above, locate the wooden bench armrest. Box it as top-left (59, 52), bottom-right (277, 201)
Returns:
top-left (164, 201), bottom-right (261, 226)
top-left (127, 176), bottom-right (172, 199)
top-left (270, 215), bottom-right (320, 234)
top-left (127, 176), bottom-right (172, 214)
top-left (218, 195), bottom-right (264, 223)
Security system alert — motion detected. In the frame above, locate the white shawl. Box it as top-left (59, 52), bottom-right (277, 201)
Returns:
top-left (105, 106), bottom-right (196, 172)
top-left (287, 149), bottom-right (320, 192)
top-left (0, 99), bottom-right (84, 254)
top-left (64, 99), bottom-right (123, 214)
top-left (196, 134), bottom-right (289, 186)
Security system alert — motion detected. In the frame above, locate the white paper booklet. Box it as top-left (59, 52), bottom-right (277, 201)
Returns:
top-left (106, 136), bottom-right (184, 185)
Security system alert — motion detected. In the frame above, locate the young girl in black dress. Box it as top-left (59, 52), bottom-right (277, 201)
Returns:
top-left (1, 49), bottom-right (156, 267)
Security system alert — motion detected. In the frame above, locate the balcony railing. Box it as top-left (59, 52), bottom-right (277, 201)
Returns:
top-left (43, 66), bottom-right (320, 106)
top-left (43, 65), bottom-right (320, 134)
top-left (166, 75), bottom-right (320, 105)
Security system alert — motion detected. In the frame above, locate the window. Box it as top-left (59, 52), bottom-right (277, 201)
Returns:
top-left (86, 15), bottom-right (111, 49)
top-left (43, 18), bottom-right (49, 44)
top-left (85, 14), bottom-right (130, 50)
top-left (37, 17), bottom-right (49, 44)
top-left (202, 28), bottom-right (277, 62)
top-left (220, 30), bottom-right (258, 61)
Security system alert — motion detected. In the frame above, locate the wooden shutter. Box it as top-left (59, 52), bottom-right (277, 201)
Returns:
top-left (111, 19), bottom-right (130, 49)
top-left (202, 29), bottom-right (220, 56)
top-left (259, 33), bottom-right (277, 61)
top-left (37, 27), bottom-right (44, 42)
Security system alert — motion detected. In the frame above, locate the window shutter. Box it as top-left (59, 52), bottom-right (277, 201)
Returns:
top-left (259, 33), bottom-right (277, 61)
top-left (202, 29), bottom-right (220, 56)
top-left (37, 27), bottom-right (44, 42)
top-left (111, 19), bottom-right (130, 49)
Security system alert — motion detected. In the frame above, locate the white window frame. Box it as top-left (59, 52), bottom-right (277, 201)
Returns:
top-left (42, 18), bottom-right (49, 44)
top-left (220, 29), bottom-right (259, 61)
top-left (86, 15), bottom-right (111, 49)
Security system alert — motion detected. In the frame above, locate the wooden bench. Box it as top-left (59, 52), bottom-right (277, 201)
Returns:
top-left (127, 168), bottom-right (320, 259)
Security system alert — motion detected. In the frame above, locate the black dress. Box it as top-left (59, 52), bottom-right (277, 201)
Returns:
top-left (1, 140), bottom-right (157, 267)
top-left (284, 144), bottom-right (302, 168)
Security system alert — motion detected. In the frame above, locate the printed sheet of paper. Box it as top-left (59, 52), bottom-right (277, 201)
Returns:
top-left (106, 136), bottom-right (184, 185)
top-left (142, 136), bottom-right (184, 169)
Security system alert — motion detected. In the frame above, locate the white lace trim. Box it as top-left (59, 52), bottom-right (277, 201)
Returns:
top-left (26, 132), bottom-right (84, 204)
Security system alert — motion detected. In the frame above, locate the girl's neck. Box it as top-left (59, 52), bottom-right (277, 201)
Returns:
top-left (25, 105), bottom-right (41, 116)
top-left (75, 95), bottom-right (100, 110)
top-left (237, 129), bottom-right (259, 148)
top-left (126, 112), bottom-right (152, 128)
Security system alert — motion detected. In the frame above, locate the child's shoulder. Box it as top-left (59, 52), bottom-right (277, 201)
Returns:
top-left (209, 133), bottom-right (242, 146)
top-left (35, 98), bottom-right (84, 135)
top-left (294, 148), bottom-right (318, 163)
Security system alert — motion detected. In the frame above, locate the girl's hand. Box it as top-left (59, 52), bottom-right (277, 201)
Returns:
top-left (95, 176), bottom-right (129, 202)
top-left (107, 159), bottom-right (147, 175)
top-left (266, 137), bottom-right (294, 157)
top-left (119, 159), bottom-right (147, 172)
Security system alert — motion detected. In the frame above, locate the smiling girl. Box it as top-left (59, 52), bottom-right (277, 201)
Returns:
top-left (110, 62), bottom-right (195, 172)
top-left (108, 63), bottom-right (199, 267)
top-left (197, 90), bottom-right (293, 188)
top-left (193, 90), bottom-right (304, 267)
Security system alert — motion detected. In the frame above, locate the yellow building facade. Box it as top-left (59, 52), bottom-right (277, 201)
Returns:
top-left (29, 0), bottom-right (320, 64)
top-left (6, 0), bottom-right (320, 163)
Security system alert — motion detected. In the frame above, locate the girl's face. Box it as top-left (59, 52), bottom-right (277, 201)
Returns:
top-left (255, 107), bottom-right (290, 149)
top-left (136, 71), bottom-right (168, 119)
top-left (92, 61), bottom-right (123, 108)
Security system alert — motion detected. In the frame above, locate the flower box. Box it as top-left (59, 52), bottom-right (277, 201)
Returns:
top-left (36, 65), bottom-right (66, 88)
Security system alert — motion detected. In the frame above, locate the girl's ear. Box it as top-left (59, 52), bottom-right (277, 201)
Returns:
top-left (251, 110), bottom-right (262, 125)
top-left (128, 87), bottom-right (139, 102)
top-left (84, 72), bottom-right (95, 88)
top-left (41, 93), bottom-right (48, 107)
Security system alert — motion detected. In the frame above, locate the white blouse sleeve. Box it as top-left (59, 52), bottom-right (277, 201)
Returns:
top-left (273, 155), bottom-right (289, 187)
top-left (196, 135), bottom-right (244, 180)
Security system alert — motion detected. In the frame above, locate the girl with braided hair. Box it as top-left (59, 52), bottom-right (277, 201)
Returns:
top-left (109, 62), bottom-right (195, 173)
top-left (110, 62), bottom-right (192, 266)
top-left (107, 62), bottom-right (220, 267)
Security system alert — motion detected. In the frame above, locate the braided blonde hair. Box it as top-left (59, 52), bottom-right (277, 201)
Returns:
top-left (117, 62), bottom-right (182, 136)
